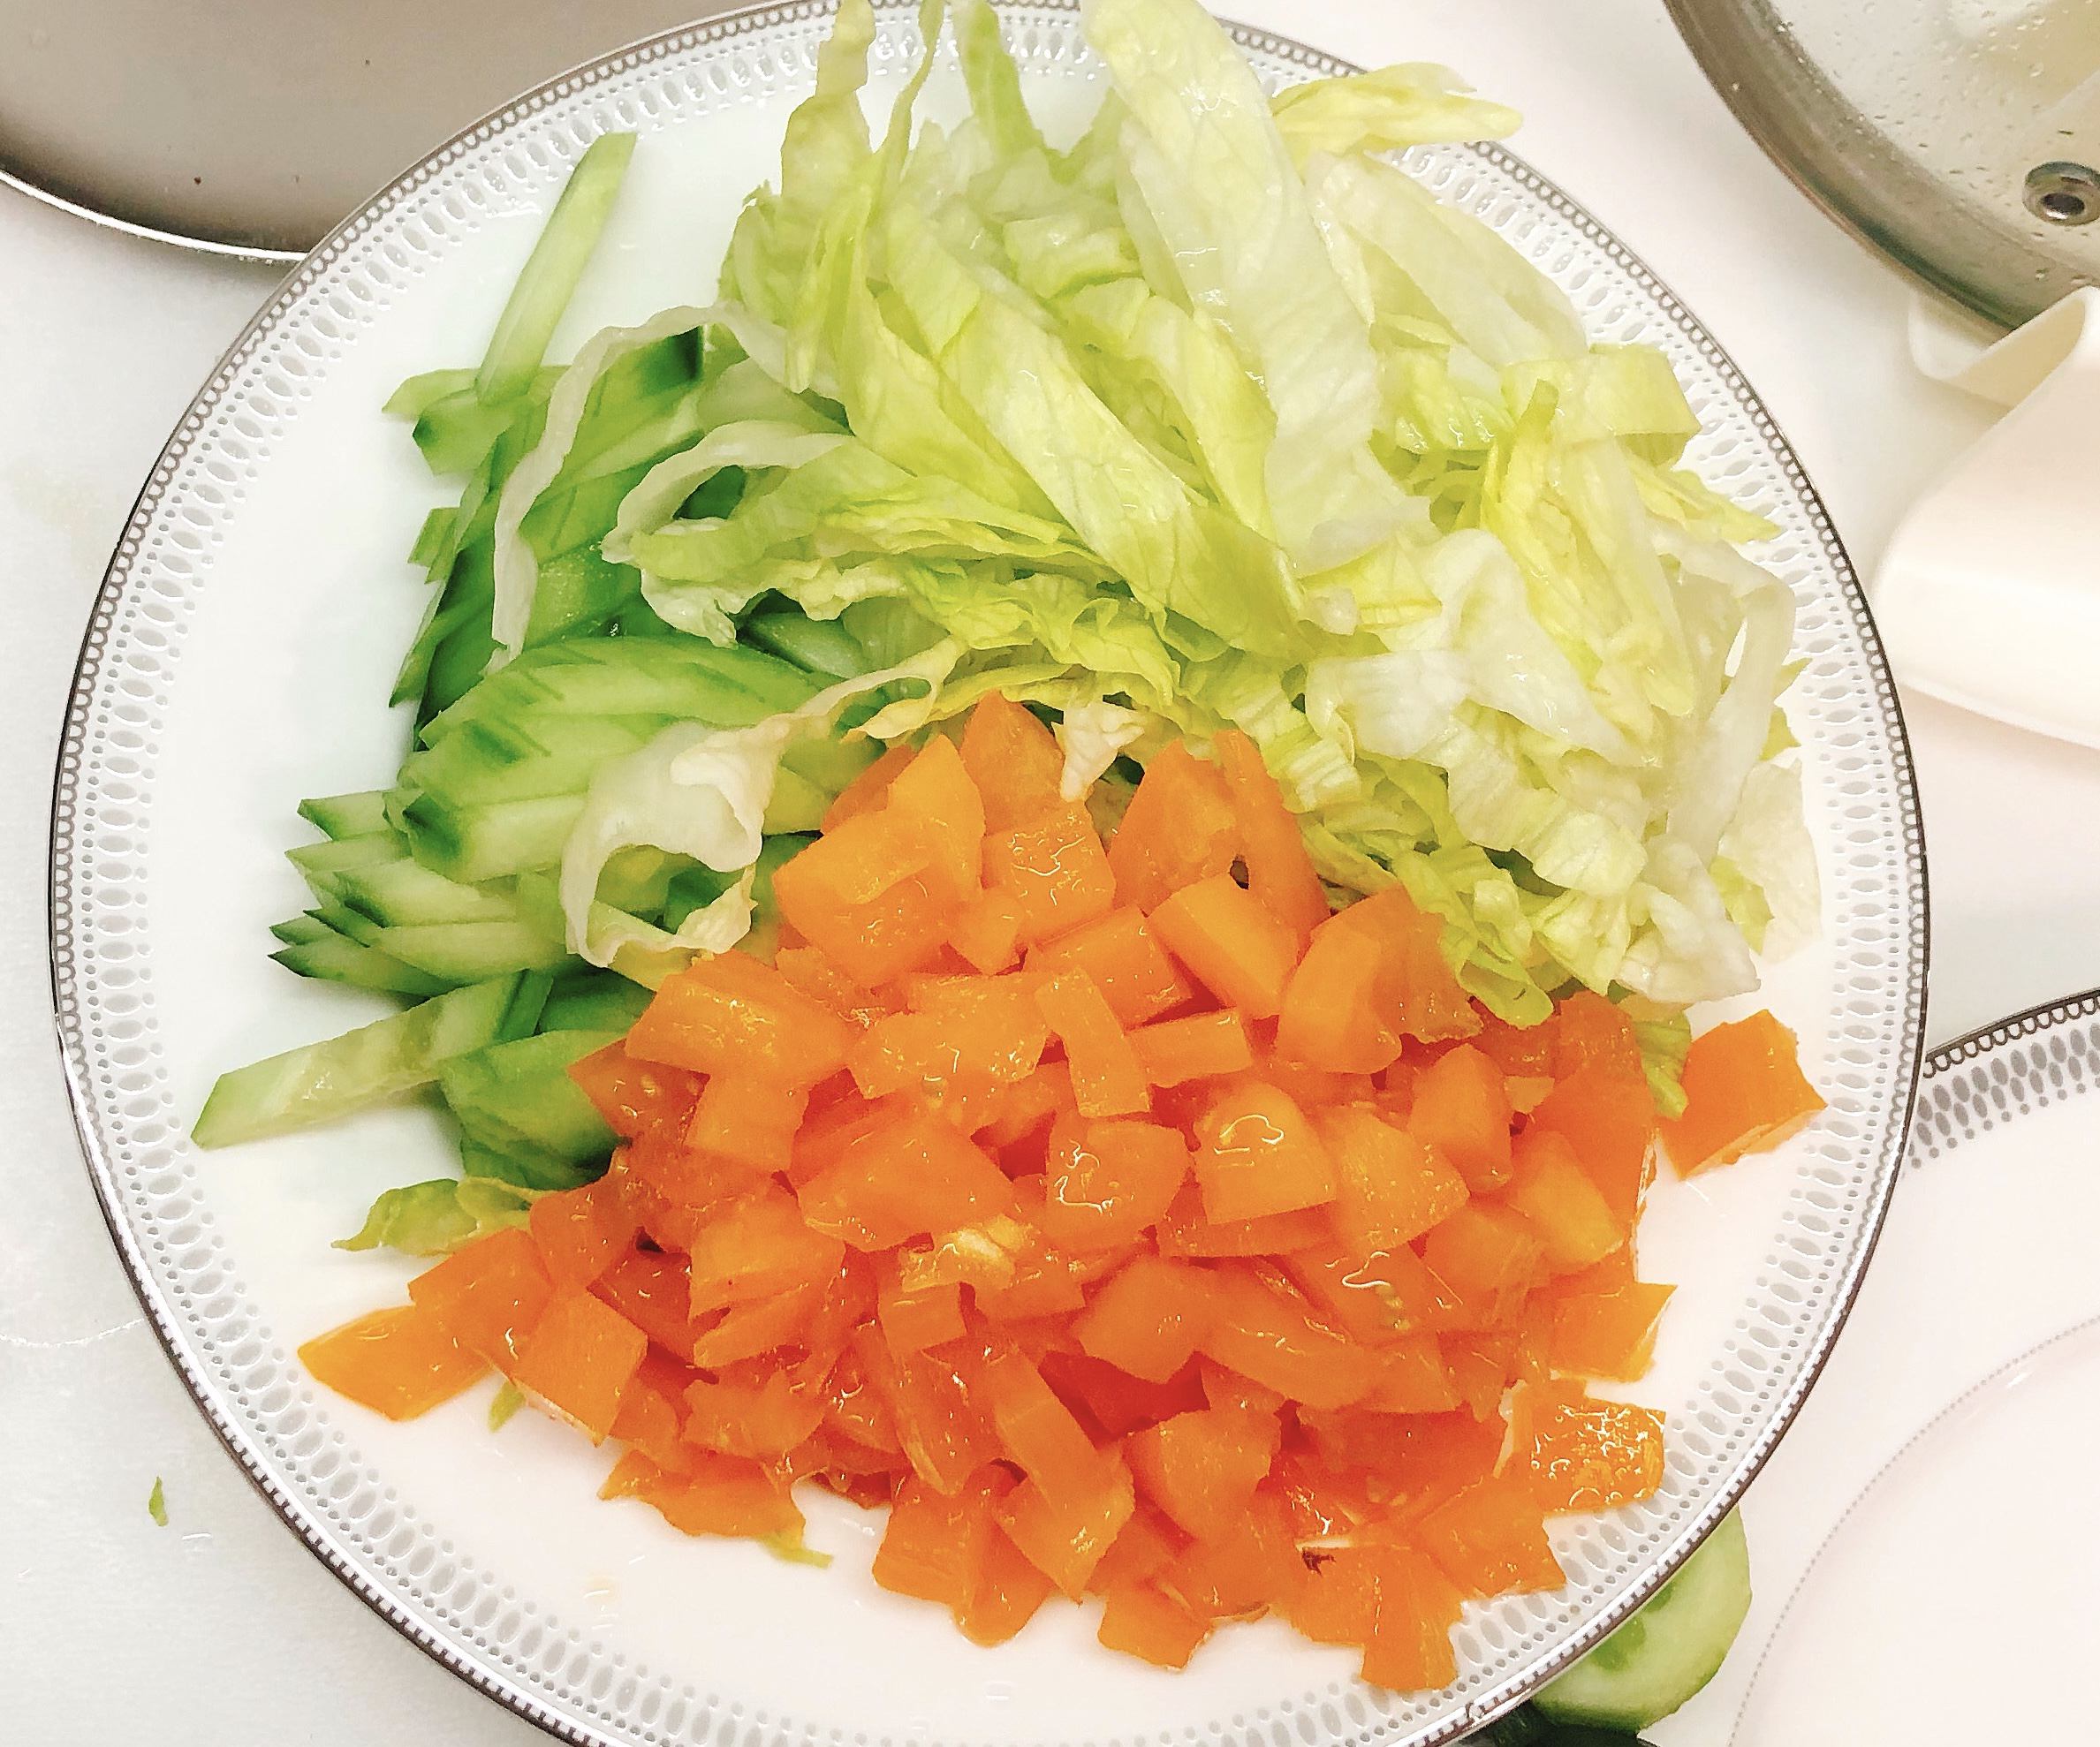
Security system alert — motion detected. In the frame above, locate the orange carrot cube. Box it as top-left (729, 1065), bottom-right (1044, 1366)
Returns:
top-left (407, 1225), bottom-right (555, 1367)
top-left (510, 1291), bottom-right (648, 1443)
top-left (1318, 1104), bottom-right (1469, 1259)
top-left (1149, 874), bottom-right (1301, 1018)
top-left (1131, 1010), bottom-right (1255, 1087)
top-left (985, 803), bottom-right (1118, 946)
top-left (959, 692), bottom-right (1066, 829)
top-left (1407, 1044), bottom-right (1513, 1191)
top-left (1212, 730), bottom-right (1330, 944)
top-left (1041, 1115), bottom-right (1190, 1252)
top-left (626, 950), bottom-right (851, 1086)
top-left (1661, 1009), bottom-right (1825, 1176)
top-left (1106, 740), bottom-right (1240, 912)
top-left (1191, 1079), bottom-right (1337, 1222)
top-left (299, 1302), bottom-right (488, 1420)
top-left (1035, 970), bottom-right (1150, 1118)
top-left (1097, 1581), bottom-right (1211, 1668)
top-left (1027, 906), bottom-right (1194, 1027)
top-left (1528, 1066), bottom-right (1658, 1229)
top-left (1499, 1128), bottom-right (1625, 1273)
top-left (1074, 1256), bottom-right (1217, 1383)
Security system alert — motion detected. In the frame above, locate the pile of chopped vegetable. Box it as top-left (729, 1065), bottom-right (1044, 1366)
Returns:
top-left (295, 700), bottom-right (1821, 1687)
top-left (192, 0), bottom-right (1831, 1705)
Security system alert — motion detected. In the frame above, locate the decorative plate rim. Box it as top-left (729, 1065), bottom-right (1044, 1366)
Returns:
top-left (45, 3), bottom-right (1931, 1743)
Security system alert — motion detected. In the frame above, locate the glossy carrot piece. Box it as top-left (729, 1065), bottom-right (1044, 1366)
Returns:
top-left (1106, 740), bottom-right (1239, 912)
top-left (1274, 919), bottom-right (1401, 1073)
top-left (1546, 1279), bottom-right (1676, 1380)
top-left (625, 950), bottom-right (851, 1086)
top-left (1212, 730), bottom-right (1329, 942)
top-left (1326, 888), bottom-right (1479, 1044)
top-left (1149, 874), bottom-right (1301, 1019)
top-left (686, 1074), bottom-right (810, 1175)
top-left (510, 1291), bottom-right (648, 1444)
top-left (1191, 1079), bottom-right (1337, 1221)
top-left (798, 1109), bottom-right (1014, 1250)
top-left (1126, 1407), bottom-right (1280, 1541)
top-left (1416, 1475), bottom-right (1564, 1597)
top-left (1131, 1010), bottom-right (1254, 1088)
top-left (959, 691), bottom-right (1065, 829)
top-left (1498, 1127), bottom-right (1624, 1273)
top-left (1073, 1255), bottom-right (1217, 1383)
top-left (947, 889), bottom-right (1026, 974)
top-left (1318, 1104), bottom-right (1469, 1259)
top-left (1661, 1010), bottom-right (1825, 1176)
top-left (1040, 1115), bottom-right (1190, 1251)
top-left (1027, 906), bottom-right (1194, 1028)
top-left (407, 1225), bottom-right (554, 1367)
top-left (1035, 970), bottom-right (1150, 1117)
top-left (529, 1176), bottom-right (641, 1293)
top-left (299, 1302), bottom-right (488, 1420)
top-left (1098, 1580), bottom-right (1212, 1668)
top-left (594, 1247), bottom-right (696, 1356)
top-left (1517, 1383), bottom-right (1667, 1513)
top-left (997, 1456), bottom-right (1136, 1599)
top-left (881, 737), bottom-right (986, 903)
top-left (1407, 1044), bottom-right (1512, 1191)
top-left (568, 1044), bottom-right (701, 1141)
top-left (1527, 1066), bottom-right (1658, 1230)
top-left (984, 803), bottom-right (1118, 947)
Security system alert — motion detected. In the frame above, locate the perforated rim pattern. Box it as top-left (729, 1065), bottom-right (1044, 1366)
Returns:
top-left (48, 4), bottom-right (1929, 1743)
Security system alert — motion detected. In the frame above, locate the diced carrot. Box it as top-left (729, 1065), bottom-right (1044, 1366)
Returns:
top-left (687, 1185), bottom-right (845, 1312)
top-left (407, 1226), bottom-right (555, 1367)
top-left (877, 1467), bottom-right (1006, 1610)
top-left (1155, 1186), bottom-right (1336, 1259)
top-left (568, 1045), bottom-right (701, 1141)
top-left (1126, 1407), bottom-right (1279, 1541)
top-left (1318, 1104), bottom-right (1469, 1259)
top-left (594, 1247), bottom-right (696, 1355)
top-left (1276, 1243), bottom-right (1411, 1345)
top-left (882, 737), bottom-right (986, 902)
top-left (947, 889), bottom-right (1026, 974)
top-left (510, 1291), bottom-right (648, 1444)
top-left (1199, 1265), bottom-right (1378, 1410)
top-left (626, 951), bottom-right (851, 1087)
top-left (641, 1451), bottom-right (804, 1539)
top-left (773, 851), bottom-right (952, 987)
top-left (1547, 1279), bottom-right (1676, 1380)
top-left (798, 1108), bottom-right (1015, 1249)
top-left (850, 976), bottom-right (1049, 1096)
top-left (1419, 1204), bottom-right (1544, 1328)
top-left (1087, 1504), bottom-right (1187, 1593)
top-left (1548, 990), bottom-right (1643, 1082)
top-left (966, 1342), bottom-right (1103, 1502)
top-left (857, 1332), bottom-right (1001, 1495)
top-left (1471, 1010), bottom-right (1556, 1079)
top-left (1499, 1128), bottom-right (1625, 1273)
top-left (1191, 1079), bottom-right (1337, 1221)
top-left (686, 1074), bottom-right (810, 1175)
top-left (1359, 1545), bottom-right (1465, 1692)
top-left (1441, 1331), bottom-right (1519, 1419)
top-left (984, 802), bottom-right (1118, 947)
top-left (1035, 970), bottom-right (1150, 1117)
top-left (1326, 888), bottom-right (1480, 1043)
top-left (878, 1263), bottom-right (968, 1358)
top-left (1661, 1010), bottom-right (1825, 1176)
top-left (960, 1519), bottom-right (1059, 1645)
top-left (773, 943), bottom-right (899, 1028)
top-left (1158, 1485), bottom-right (1305, 1617)
top-left (299, 1302), bottom-right (488, 1420)
top-left (822, 739), bottom-right (915, 829)
top-left (1038, 1350), bottom-right (1207, 1441)
top-left (1360, 1334), bottom-right (1462, 1414)
top-left (1275, 919), bottom-right (1401, 1073)
top-left (690, 1280), bottom-right (822, 1368)
top-left (1149, 875), bottom-right (1301, 1018)
top-left (1517, 1383), bottom-right (1668, 1513)
top-left (959, 692), bottom-right (1066, 829)
top-left (1416, 1476), bottom-right (1564, 1597)
top-left (1107, 741), bottom-right (1240, 912)
top-left (1131, 1010), bottom-right (1254, 1087)
top-left (682, 1365), bottom-right (828, 1460)
top-left (1528, 1067), bottom-right (1658, 1229)
top-left (1027, 906), bottom-right (1194, 1027)
top-left (1098, 1581), bottom-right (1211, 1668)
top-left (1505, 1074), bottom-right (1556, 1115)
top-left (1074, 1255), bottom-right (1216, 1383)
top-left (1041, 1115), bottom-right (1189, 1251)
top-left (1408, 1045), bottom-right (1513, 1191)
top-left (997, 1455), bottom-right (1135, 1599)
top-left (1211, 730), bottom-right (1329, 942)
top-left (529, 1176), bottom-right (642, 1294)
top-left (1291, 1543), bottom-right (1383, 1645)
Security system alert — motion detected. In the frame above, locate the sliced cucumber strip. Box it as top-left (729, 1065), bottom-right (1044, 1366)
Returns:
top-left (193, 976), bottom-right (521, 1147)
top-left (296, 790), bottom-right (394, 841)
top-left (399, 792), bottom-right (588, 883)
top-left (1535, 1509), bottom-right (1751, 1731)
top-left (269, 931), bottom-right (447, 997)
top-left (539, 969), bottom-right (653, 1035)
top-left (439, 1028), bottom-right (619, 1171)
top-left (368, 918), bottom-right (572, 982)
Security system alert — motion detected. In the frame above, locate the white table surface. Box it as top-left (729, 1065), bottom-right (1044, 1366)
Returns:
top-left (7, 2), bottom-right (2100, 1740)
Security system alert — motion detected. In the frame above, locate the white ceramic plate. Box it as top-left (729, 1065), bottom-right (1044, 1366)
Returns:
top-left (1686, 989), bottom-right (2100, 1746)
top-left (48, 4), bottom-right (1927, 1744)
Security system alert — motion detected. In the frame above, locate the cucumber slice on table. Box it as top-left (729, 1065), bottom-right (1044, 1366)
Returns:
top-left (193, 975), bottom-right (522, 1147)
top-left (1534, 1509), bottom-right (1752, 1732)
top-left (1465, 1706), bottom-right (1656, 1745)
